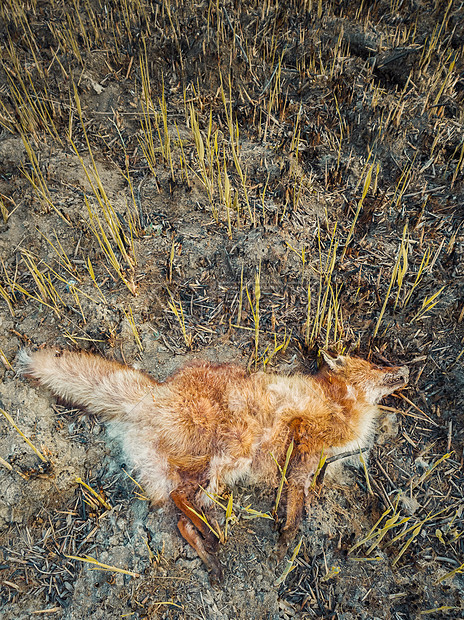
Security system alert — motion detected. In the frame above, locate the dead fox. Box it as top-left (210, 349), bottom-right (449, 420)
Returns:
top-left (18, 348), bottom-right (408, 581)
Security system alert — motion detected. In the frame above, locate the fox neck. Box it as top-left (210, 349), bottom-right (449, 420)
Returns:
top-left (314, 373), bottom-right (379, 450)
top-left (272, 373), bottom-right (379, 451)
top-left (319, 375), bottom-right (379, 445)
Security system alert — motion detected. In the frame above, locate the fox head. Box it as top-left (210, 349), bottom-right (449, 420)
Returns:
top-left (320, 350), bottom-right (409, 404)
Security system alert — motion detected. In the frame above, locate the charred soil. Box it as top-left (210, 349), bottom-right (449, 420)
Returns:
top-left (0, 1), bottom-right (463, 618)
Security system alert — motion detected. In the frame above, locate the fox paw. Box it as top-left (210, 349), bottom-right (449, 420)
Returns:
top-left (207, 557), bottom-right (223, 585)
top-left (277, 527), bottom-right (297, 560)
top-left (203, 531), bottom-right (220, 554)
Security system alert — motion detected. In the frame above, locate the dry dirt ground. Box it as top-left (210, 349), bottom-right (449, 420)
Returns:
top-left (0, 1), bottom-right (463, 618)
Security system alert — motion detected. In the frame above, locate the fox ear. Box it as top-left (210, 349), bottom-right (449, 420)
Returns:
top-left (320, 350), bottom-right (345, 371)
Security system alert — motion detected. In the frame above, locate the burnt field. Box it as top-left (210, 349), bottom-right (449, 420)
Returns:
top-left (0, 1), bottom-right (463, 618)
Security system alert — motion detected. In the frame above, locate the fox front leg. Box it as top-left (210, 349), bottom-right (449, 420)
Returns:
top-left (277, 479), bottom-right (305, 558)
top-left (277, 451), bottom-right (319, 558)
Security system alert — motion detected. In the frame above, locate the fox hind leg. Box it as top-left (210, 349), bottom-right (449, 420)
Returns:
top-left (170, 488), bottom-right (222, 582)
top-left (177, 515), bottom-right (222, 583)
top-left (170, 489), bottom-right (218, 546)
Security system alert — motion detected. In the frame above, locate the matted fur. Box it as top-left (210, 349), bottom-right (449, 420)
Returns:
top-left (18, 348), bottom-right (408, 580)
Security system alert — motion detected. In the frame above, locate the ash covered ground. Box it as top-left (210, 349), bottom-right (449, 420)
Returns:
top-left (0, 1), bottom-right (463, 618)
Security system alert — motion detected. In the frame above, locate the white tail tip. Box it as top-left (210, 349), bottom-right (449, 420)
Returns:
top-left (16, 349), bottom-right (34, 376)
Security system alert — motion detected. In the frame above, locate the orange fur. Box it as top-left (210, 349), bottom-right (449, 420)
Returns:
top-left (18, 348), bottom-right (408, 580)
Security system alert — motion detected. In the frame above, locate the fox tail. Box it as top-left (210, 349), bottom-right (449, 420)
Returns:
top-left (17, 349), bottom-right (158, 421)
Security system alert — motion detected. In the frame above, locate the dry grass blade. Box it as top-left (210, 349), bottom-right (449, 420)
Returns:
top-left (65, 554), bottom-right (140, 578)
top-left (188, 102), bottom-right (214, 204)
top-left (274, 537), bottom-right (303, 586)
top-left (419, 607), bottom-right (460, 616)
top-left (246, 263), bottom-right (261, 365)
top-left (123, 305), bottom-right (143, 351)
top-left (321, 565), bottom-right (341, 582)
top-left (435, 561), bottom-right (464, 584)
top-left (75, 477), bottom-right (112, 510)
top-left (0, 407), bottom-right (48, 463)
top-left (0, 456), bottom-right (13, 471)
top-left (0, 281), bottom-right (15, 316)
top-left (307, 223), bottom-right (343, 348)
top-left (262, 329), bottom-right (291, 369)
top-left (373, 223), bottom-right (408, 338)
top-left (412, 286), bottom-right (446, 322)
top-left (349, 506), bottom-right (398, 555)
top-left (69, 84), bottom-right (137, 294)
top-left (224, 492), bottom-right (234, 541)
top-left (167, 289), bottom-right (193, 348)
top-left (239, 505), bottom-right (274, 520)
top-left (0, 347), bottom-right (12, 369)
top-left (341, 164), bottom-right (374, 260)
top-left (310, 450), bottom-right (327, 489)
top-left (359, 448), bottom-right (373, 495)
top-left (186, 505), bottom-right (222, 541)
top-left (391, 523), bottom-right (422, 566)
top-left (273, 440), bottom-right (293, 516)
top-left (21, 134), bottom-right (69, 224)
top-left (414, 452), bottom-right (452, 487)
top-left (138, 39), bottom-right (159, 178)
top-left (220, 77), bottom-right (253, 223)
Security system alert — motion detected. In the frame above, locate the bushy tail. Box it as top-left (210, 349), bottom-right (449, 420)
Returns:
top-left (17, 349), bottom-right (158, 420)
